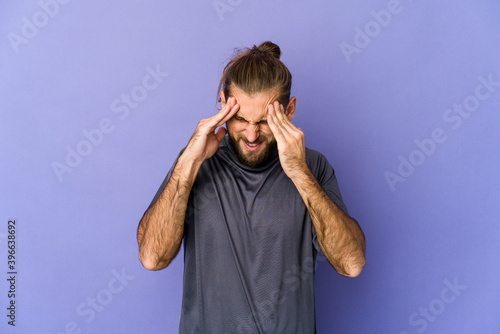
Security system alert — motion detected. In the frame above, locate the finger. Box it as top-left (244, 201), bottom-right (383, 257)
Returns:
top-left (219, 97), bottom-right (239, 124)
top-left (217, 102), bottom-right (239, 126)
top-left (208, 98), bottom-right (238, 128)
top-left (269, 103), bottom-right (292, 135)
top-left (275, 103), bottom-right (299, 132)
top-left (267, 105), bottom-right (285, 141)
top-left (273, 103), bottom-right (287, 124)
top-left (215, 126), bottom-right (227, 143)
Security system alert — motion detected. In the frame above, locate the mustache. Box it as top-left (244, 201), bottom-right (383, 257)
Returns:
top-left (242, 138), bottom-right (263, 145)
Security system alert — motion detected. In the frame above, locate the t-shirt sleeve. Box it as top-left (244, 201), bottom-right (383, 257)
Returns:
top-left (306, 149), bottom-right (349, 254)
top-left (146, 148), bottom-right (185, 211)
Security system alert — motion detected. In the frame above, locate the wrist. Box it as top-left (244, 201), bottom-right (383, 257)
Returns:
top-left (176, 153), bottom-right (203, 183)
top-left (286, 161), bottom-right (311, 182)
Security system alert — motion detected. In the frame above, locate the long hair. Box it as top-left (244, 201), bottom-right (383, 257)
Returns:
top-left (217, 41), bottom-right (292, 108)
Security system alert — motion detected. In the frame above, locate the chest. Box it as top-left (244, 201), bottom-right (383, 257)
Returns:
top-left (188, 164), bottom-right (309, 246)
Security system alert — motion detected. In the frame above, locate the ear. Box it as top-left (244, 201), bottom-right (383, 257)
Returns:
top-left (220, 91), bottom-right (227, 108)
top-left (285, 96), bottom-right (297, 121)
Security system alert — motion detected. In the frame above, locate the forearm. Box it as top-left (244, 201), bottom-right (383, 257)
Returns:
top-left (137, 98), bottom-right (239, 270)
top-left (291, 168), bottom-right (366, 277)
top-left (138, 155), bottom-right (201, 270)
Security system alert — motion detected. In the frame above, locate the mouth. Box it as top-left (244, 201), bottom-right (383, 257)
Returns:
top-left (242, 140), bottom-right (264, 151)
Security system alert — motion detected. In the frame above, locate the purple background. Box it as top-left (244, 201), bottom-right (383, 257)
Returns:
top-left (1, 1), bottom-right (499, 333)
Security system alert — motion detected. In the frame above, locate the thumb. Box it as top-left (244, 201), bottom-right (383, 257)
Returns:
top-left (215, 126), bottom-right (227, 143)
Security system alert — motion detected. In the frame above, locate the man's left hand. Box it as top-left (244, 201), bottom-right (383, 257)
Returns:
top-left (267, 101), bottom-right (308, 179)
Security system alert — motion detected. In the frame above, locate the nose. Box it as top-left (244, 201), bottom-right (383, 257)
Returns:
top-left (245, 123), bottom-right (260, 143)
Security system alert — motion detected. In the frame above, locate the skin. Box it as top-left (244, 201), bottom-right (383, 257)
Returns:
top-left (138, 86), bottom-right (366, 277)
top-left (223, 86), bottom-right (294, 168)
top-left (137, 97), bottom-right (240, 270)
top-left (265, 101), bottom-right (366, 277)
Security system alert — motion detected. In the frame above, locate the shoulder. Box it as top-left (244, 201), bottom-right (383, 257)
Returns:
top-left (305, 147), bottom-right (336, 184)
top-left (305, 147), bottom-right (332, 169)
top-left (305, 147), bottom-right (349, 213)
top-left (305, 147), bottom-right (327, 163)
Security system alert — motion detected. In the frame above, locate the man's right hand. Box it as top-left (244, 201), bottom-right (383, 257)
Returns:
top-left (183, 97), bottom-right (239, 164)
top-left (138, 98), bottom-right (239, 271)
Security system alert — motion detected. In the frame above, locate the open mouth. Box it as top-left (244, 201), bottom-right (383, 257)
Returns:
top-left (242, 141), bottom-right (263, 151)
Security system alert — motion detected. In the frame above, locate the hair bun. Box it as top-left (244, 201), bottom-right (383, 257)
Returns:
top-left (254, 41), bottom-right (281, 59)
top-left (216, 40), bottom-right (291, 107)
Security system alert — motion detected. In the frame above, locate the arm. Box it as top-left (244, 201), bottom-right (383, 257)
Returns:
top-left (137, 98), bottom-right (240, 270)
top-left (267, 102), bottom-right (366, 277)
top-left (137, 155), bottom-right (201, 270)
top-left (287, 167), bottom-right (365, 277)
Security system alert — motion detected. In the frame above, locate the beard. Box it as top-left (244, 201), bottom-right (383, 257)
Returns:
top-left (228, 133), bottom-right (278, 168)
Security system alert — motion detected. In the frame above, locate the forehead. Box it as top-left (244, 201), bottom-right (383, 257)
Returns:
top-left (230, 86), bottom-right (279, 120)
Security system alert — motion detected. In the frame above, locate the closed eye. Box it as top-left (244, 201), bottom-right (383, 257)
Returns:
top-left (234, 116), bottom-right (267, 125)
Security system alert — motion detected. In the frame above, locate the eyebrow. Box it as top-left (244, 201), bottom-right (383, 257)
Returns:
top-left (234, 114), bottom-right (268, 123)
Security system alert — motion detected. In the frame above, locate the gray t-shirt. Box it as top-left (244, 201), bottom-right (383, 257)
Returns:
top-left (150, 136), bottom-right (348, 333)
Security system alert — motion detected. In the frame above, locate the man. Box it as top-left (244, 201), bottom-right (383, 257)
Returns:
top-left (137, 41), bottom-right (366, 333)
